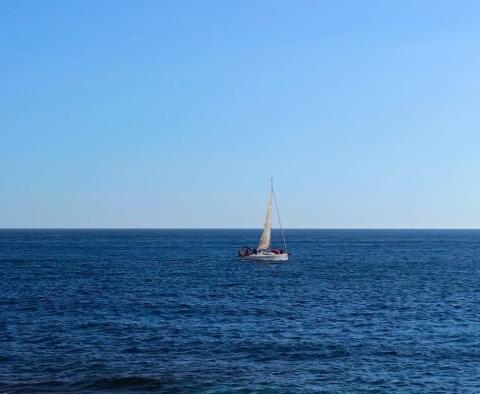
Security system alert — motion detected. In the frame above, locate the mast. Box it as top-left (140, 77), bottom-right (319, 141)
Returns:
top-left (271, 178), bottom-right (288, 252)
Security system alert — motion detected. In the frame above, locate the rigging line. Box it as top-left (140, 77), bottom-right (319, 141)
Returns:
top-left (271, 179), bottom-right (288, 252)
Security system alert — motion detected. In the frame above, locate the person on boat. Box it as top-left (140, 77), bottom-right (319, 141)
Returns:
top-left (252, 247), bottom-right (258, 255)
top-left (239, 246), bottom-right (251, 257)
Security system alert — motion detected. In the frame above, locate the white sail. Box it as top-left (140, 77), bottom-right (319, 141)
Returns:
top-left (258, 191), bottom-right (273, 250)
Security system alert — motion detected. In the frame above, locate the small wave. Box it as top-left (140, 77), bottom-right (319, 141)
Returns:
top-left (0, 258), bottom-right (32, 264)
top-left (1, 377), bottom-right (181, 393)
top-left (86, 376), bottom-right (179, 391)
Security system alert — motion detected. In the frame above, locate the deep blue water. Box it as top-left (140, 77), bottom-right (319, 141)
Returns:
top-left (1, 229), bottom-right (480, 393)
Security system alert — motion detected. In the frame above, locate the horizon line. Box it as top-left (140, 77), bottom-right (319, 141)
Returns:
top-left (1, 227), bottom-right (480, 231)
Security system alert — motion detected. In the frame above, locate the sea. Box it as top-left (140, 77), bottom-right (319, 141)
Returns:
top-left (1, 229), bottom-right (480, 393)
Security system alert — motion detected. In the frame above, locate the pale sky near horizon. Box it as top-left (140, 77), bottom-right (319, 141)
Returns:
top-left (1, 1), bottom-right (480, 228)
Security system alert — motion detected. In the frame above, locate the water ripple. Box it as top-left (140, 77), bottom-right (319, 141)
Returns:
top-left (1, 229), bottom-right (480, 392)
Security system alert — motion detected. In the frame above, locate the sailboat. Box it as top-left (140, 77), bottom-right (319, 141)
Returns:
top-left (238, 179), bottom-right (289, 261)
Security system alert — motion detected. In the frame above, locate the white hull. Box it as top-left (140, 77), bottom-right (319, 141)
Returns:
top-left (240, 252), bottom-right (289, 261)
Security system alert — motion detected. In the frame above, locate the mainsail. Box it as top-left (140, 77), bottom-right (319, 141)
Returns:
top-left (257, 190), bottom-right (273, 250)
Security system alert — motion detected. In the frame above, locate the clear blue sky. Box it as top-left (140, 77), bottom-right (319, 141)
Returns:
top-left (1, 1), bottom-right (480, 228)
